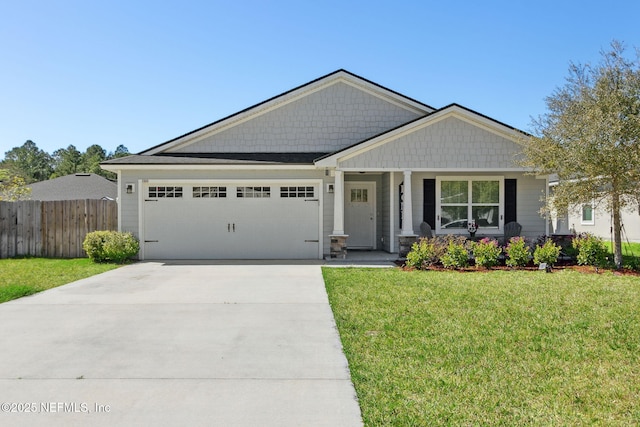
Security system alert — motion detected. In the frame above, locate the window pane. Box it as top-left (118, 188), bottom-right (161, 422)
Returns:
top-left (441, 206), bottom-right (467, 229)
top-left (441, 181), bottom-right (468, 204)
top-left (472, 206), bottom-right (499, 227)
top-left (472, 181), bottom-right (499, 204)
top-left (582, 205), bottom-right (593, 221)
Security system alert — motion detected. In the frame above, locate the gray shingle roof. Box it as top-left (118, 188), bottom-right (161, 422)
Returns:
top-left (101, 152), bottom-right (330, 165)
top-left (28, 174), bottom-right (117, 201)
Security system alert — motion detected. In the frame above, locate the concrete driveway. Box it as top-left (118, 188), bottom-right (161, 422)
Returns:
top-left (0, 261), bottom-right (363, 426)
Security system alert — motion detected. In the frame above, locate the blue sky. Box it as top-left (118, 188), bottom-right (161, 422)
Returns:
top-left (1, 0), bottom-right (639, 156)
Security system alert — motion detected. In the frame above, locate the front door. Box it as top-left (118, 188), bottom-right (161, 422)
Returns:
top-left (344, 182), bottom-right (375, 249)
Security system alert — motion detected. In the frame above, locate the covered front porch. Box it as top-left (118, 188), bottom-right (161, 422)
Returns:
top-left (327, 169), bottom-right (549, 259)
top-left (316, 105), bottom-right (549, 259)
top-left (328, 170), bottom-right (422, 258)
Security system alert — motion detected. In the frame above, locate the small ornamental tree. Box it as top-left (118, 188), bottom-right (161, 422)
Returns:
top-left (521, 41), bottom-right (640, 269)
top-left (0, 170), bottom-right (31, 201)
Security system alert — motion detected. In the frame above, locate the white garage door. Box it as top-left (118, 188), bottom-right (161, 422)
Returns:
top-left (142, 182), bottom-right (321, 259)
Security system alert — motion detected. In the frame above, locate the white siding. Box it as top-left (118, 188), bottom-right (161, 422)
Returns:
top-left (169, 82), bottom-right (422, 154)
top-left (569, 205), bottom-right (640, 242)
top-left (340, 117), bottom-right (523, 170)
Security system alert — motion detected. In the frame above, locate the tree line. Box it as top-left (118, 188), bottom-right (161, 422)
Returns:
top-left (1, 140), bottom-right (129, 183)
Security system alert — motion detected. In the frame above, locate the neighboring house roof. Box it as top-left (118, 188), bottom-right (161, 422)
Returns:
top-left (28, 173), bottom-right (117, 201)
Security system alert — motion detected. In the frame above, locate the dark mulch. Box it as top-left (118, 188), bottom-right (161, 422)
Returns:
top-left (395, 260), bottom-right (640, 276)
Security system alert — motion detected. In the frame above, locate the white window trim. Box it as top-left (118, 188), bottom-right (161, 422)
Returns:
top-left (435, 176), bottom-right (505, 235)
top-left (581, 203), bottom-right (595, 225)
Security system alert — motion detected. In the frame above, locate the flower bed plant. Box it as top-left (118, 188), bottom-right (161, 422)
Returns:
top-left (505, 236), bottom-right (531, 268)
top-left (472, 238), bottom-right (501, 269)
top-left (573, 233), bottom-right (609, 269)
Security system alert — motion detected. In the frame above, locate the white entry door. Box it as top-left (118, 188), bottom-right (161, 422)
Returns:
top-left (344, 182), bottom-right (375, 249)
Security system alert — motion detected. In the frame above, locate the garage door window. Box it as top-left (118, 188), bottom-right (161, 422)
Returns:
top-left (148, 186), bottom-right (183, 198)
top-left (237, 186), bottom-right (271, 198)
top-left (280, 186), bottom-right (314, 198)
top-left (193, 186), bottom-right (227, 198)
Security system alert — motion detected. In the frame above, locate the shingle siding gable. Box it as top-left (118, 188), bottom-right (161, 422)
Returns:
top-left (169, 82), bottom-right (423, 154)
top-left (339, 117), bottom-right (523, 169)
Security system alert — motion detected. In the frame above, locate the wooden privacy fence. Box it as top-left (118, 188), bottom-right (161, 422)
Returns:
top-left (0, 199), bottom-right (117, 258)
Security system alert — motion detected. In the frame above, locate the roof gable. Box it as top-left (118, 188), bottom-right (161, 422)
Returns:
top-left (316, 104), bottom-right (529, 170)
top-left (142, 70), bottom-right (433, 155)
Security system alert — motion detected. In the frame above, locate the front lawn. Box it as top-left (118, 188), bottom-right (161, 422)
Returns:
top-left (604, 241), bottom-right (640, 268)
top-left (323, 268), bottom-right (640, 426)
top-left (0, 258), bottom-right (121, 303)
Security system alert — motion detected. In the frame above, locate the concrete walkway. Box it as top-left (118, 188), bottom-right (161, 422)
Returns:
top-left (0, 261), bottom-right (363, 426)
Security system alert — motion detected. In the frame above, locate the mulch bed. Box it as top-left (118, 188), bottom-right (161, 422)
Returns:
top-left (395, 260), bottom-right (640, 276)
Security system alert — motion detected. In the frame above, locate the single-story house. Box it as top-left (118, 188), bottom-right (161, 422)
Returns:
top-left (101, 70), bottom-right (549, 260)
top-left (28, 173), bottom-right (117, 201)
top-left (558, 201), bottom-right (640, 243)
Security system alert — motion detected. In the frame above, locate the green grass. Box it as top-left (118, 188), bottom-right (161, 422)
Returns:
top-left (323, 268), bottom-right (640, 426)
top-left (603, 241), bottom-right (640, 267)
top-left (0, 258), bottom-right (121, 303)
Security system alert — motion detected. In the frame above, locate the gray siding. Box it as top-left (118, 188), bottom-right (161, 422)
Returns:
top-left (410, 172), bottom-right (546, 238)
top-left (170, 82), bottom-right (422, 154)
top-left (340, 117), bottom-right (523, 169)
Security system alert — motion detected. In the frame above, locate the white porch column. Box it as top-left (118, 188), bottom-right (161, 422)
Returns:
top-left (401, 170), bottom-right (415, 235)
top-left (389, 172), bottom-right (396, 253)
top-left (332, 170), bottom-right (345, 235)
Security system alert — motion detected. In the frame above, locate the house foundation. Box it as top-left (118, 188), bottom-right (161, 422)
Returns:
top-left (398, 235), bottom-right (418, 258)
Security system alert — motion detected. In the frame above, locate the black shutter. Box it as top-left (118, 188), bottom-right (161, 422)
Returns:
top-left (504, 179), bottom-right (517, 224)
top-left (423, 179), bottom-right (436, 228)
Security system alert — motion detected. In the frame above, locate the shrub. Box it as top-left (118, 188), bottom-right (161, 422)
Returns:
top-left (83, 231), bottom-right (139, 263)
top-left (82, 231), bottom-right (112, 263)
top-left (533, 239), bottom-right (561, 268)
top-left (472, 238), bottom-right (501, 269)
top-left (505, 236), bottom-right (531, 268)
top-left (572, 233), bottom-right (609, 269)
top-left (441, 239), bottom-right (471, 269)
top-left (406, 238), bottom-right (442, 269)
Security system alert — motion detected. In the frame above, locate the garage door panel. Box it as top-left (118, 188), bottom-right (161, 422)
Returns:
top-left (144, 198), bottom-right (232, 259)
top-left (143, 183), bottom-right (320, 259)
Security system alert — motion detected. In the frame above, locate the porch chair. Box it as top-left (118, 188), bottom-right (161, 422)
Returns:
top-left (503, 221), bottom-right (522, 244)
top-left (420, 222), bottom-right (433, 239)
